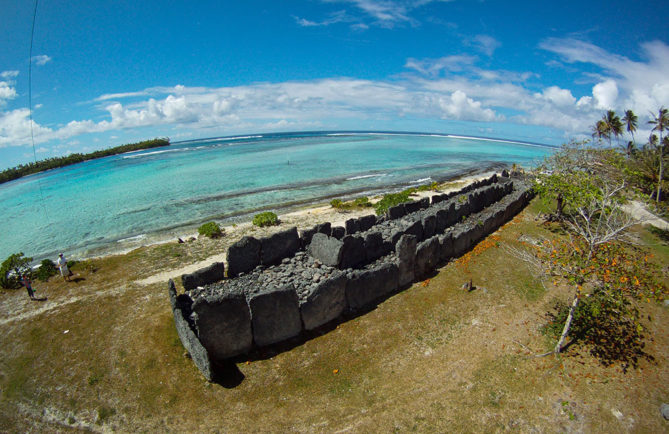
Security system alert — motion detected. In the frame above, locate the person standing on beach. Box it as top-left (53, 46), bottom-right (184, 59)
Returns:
top-left (57, 253), bottom-right (73, 281)
top-left (22, 274), bottom-right (36, 300)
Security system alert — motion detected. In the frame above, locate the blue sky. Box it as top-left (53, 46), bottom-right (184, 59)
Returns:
top-left (1, 0), bottom-right (668, 169)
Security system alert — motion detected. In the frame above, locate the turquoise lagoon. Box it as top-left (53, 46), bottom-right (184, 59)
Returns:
top-left (0, 132), bottom-right (554, 261)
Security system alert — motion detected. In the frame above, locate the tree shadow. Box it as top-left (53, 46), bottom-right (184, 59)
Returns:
top-left (648, 226), bottom-right (669, 244)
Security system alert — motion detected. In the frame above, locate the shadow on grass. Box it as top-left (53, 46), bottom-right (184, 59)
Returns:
top-left (648, 226), bottom-right (669, 244)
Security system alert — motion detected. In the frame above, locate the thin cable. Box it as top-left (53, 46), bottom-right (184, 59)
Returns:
top-left (29, 0), bottom-right (49, 221)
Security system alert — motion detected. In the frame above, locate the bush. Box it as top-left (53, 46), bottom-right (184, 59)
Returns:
top-left (353, 197), bottom-right (372, 207)
top-left (1, 252), bottom-right (32, 289)
top-left (198, 221), bottom-right (223, 238)
top-left (253, 211), bottom-right (279, 227)
top-left (330, 199), bottom-right (344, 209)
top-left (374, 191), bottom-right (413, 215)
top-left (35, 259), bottom-right (58, 282)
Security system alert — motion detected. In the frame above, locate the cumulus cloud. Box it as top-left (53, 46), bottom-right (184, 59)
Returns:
top-left (540, 38), bottom-right (669, 118)
top-left (31, 55), bottom-right (52, 66)
top-left (592, 80), bottom-right (618, 109)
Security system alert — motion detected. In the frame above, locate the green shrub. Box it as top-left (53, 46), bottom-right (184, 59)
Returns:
top-left (253, 211), bottom-right (279, 227)
top-left (353, 197), bottom-right (372, 207)
top-left (374, 191), bottom-right (414, 215)
top-left (330, 199), bottom-right (344, 209)
top-left (1, 252), bottom-right (32, 289)
top-left (198, 221), bottom-right (223, 238)
top-left (35, 259), bottom-right (58, 282)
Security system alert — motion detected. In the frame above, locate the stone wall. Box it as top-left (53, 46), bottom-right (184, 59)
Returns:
top-left (170, 173), bottom-right (535, 380)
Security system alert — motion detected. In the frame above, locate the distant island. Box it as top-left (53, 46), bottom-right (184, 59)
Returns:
top-left (0, 138), bottom-right (170, 185)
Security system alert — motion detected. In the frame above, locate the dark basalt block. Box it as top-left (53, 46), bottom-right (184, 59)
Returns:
top-left (248, 284), bottom-right (302, 347)
top-left (308, 233), bottom-right (344, 267)
top-left (339, 235), bottom-right (366, 269)
top-left (181, 262), bottom-right (225, 290)
top-left (300, 273), bottom-right (347, 330)
top-left (261, 227), bottom-right (300, 266)
top-left (345, 262), bottom-right (399, 310)
top-left (192, 290), bottom-right (253, 360)
top-left (227, 236), bottom-right (261, 277)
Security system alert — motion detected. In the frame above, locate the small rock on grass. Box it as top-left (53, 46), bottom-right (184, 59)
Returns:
top-left (661, 403), bottom-right (669, 421)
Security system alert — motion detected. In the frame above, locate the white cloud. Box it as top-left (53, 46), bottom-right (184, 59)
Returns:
top-left (0, 81), bottom-right (17, 104)
top-left (539, 86), bottom-right (576, 107)
top-left (1, 70), bottom-right (19, 79)
top-left (31, 55), bottom-right (52, 66)
top-left (540, 38), bottom-right (669, 118)
top-left (0, 71), bottom-right (19, 107)
top-left (592, 80), bottom-right (618, 109)
top-left (293, 10), bottom-right (351, 27)
top-left (470, 35), bottom-right (500, 56)
top-left (305, 0), bottom-right (452, 28)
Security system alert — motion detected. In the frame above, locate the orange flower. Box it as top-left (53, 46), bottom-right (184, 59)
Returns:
top-left (333, 369), bottom-right (339, 374)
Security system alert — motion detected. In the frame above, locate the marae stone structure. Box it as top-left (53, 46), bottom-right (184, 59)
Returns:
top-left (167, 172), bottom-right (534, 380)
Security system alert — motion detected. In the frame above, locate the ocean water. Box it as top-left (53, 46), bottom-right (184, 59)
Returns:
top-left (0, 132), bottom-right (554, 261)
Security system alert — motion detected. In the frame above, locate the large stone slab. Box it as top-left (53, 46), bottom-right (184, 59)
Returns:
top-left (415, 236), bottom-right (440, 279)
top-left (308, 233), bottom-right (344, 267)
top-left (358, 215), bottom-right (377, 232)
top-left (248, 284), bottom-right (302, 347)
top-left (364, 231), bottom-right (387, 263)
top-left (181, 262), bottom-right (225, 291)
top-left (395, 234), bottom-right (416, 287)
top-left (404, 220), bottom-right (423, 242)
top-left (339, 235), bottom-right (366, 269)
top-left (191, 290), bottom-right (252, 360)
top-left (345, 218), bottom-right (360, 235)
top-left (316, 222), bottom-right (332, 236)
top-left (331, 226), bottom-right (345, 240)
top-left (261, 227), bottom-right (300, 266)
top-left (345, 262), bottom-right (399, 309)
top-left (438, 232), bottom-right (454, 262)
top-left (452, 227), bottom-right (473, 257)
top-left (227, 236), bottom-right (261, 277)
top-left (404, 200), bottom-right (422, 214)
top-left (387, 203), bottom-right (406, 220)
top-left (422, 214), bottom-right (436, 239)
top-left (300, 272), bottom-right (347, 330)
top-left (168, 280), bottom-right (213, 380)
top-left (299, 226), bottom-right (317, 249)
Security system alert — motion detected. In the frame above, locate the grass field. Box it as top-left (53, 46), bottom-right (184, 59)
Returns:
top-left (1, 198), bottom-right (668, 432)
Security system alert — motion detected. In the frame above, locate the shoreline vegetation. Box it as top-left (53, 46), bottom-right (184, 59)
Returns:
top-left (0, 137), bottom-right (170, 185)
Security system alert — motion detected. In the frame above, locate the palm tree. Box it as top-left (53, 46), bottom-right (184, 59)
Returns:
top-left (603, 110), bottom-right (623, 146)
top-left (592, 119), bottom-right (611, 144)
top-left (622, 109), bottom-right (638, 144)
top-left (648, 107), bottom-right (669, 201)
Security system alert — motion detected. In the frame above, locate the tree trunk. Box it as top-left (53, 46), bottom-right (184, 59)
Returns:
top-left (658, 140), bottom-right (664, 203)
top-left (554, 291), bottom-right (580, 354)
top-left (556, 194), bottom-right (564, 217)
